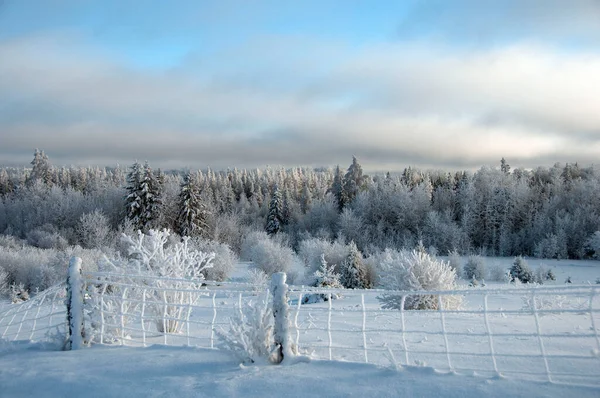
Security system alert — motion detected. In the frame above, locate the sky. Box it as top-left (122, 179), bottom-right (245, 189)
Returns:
top-left (0, 0), bottom-right (599, 172)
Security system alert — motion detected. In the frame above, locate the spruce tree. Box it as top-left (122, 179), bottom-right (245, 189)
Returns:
top-left (139, 161), bottom-right (162, 230)
top-left (125, 161), bottom-right (144, 230)
top-left (266, 185), bottom-right (283, 235)
top-left (331, 165), bottom-right (345, 211)
top-left (177, 172), bottom-right (210, 237)
top-left (28, 148), bottom-right (53, 186)
top-left (340, 241), bottom-right (368, 289)
top-left (342, 156), bottom-right (366, 207)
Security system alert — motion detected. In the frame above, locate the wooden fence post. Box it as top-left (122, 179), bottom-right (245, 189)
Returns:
top-left (66, 257), bottom-right (84, 350)
top-left (271, 272), bottom-right (294, 364)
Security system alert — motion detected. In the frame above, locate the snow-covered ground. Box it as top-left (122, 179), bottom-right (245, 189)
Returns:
top-left (0, 343), bottom-right (599, 398)
top-left (0, 257), bottom-right (599, 397)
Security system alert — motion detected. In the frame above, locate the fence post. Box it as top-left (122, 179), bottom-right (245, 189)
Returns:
top-left (66, 257), bottom-right (85, 350)
top-left (271, 272), bottom-right (294, 364)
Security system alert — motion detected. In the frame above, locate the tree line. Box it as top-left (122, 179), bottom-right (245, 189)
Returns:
top-left (1, 150), bottom-right (600, 260)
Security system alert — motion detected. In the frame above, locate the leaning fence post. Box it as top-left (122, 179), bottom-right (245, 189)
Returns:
top-left (271, 272), bottom-right (294, 364)
top-left (66, 256), bottom-right (85, 350)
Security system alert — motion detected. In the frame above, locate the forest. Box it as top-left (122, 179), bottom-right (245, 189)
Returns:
top-left (1, 149), bottom-right (600, 294)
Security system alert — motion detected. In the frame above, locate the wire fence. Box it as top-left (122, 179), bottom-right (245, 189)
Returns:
top-left (1, 268), bottom-right (599, 387)
top-left (0, 283), bottom-right (68, 345)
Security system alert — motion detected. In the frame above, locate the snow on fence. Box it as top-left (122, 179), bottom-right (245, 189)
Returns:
top-left (1, 258), bottom-right (599, 387)
top-left (288, 285), bottom-right (600, 386)
top-left (0, 283), bottom-right (68, 345)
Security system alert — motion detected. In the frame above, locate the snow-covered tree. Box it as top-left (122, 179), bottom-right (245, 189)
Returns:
top-left (330, 165), bottom-right (345, 211)
top-left (265, 185), bottom-right (283, 235)
top-left (138, 161), bottom-right (162, 230)
top-left (510, 256), bottom-right (534, 283)
top-left (28, 148), bottom-right (53, 186)
top-left (76, 209), bottom-right (112, 249)
top-left (340, 241), bottom-right (369, 289)
top-left (342, 156), bottom-right (367, 207)
top-left (314, 254), bottom-right (342, 289)
top-left (177, 172), bottom-right (210, 238)
top-left (463, 255), bottom-right (487, 281)
top-left (124, 161), bottom-right (144, 229)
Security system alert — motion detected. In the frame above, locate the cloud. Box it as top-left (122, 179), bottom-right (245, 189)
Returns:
top-left (0, 32), bottom-right (599, 172)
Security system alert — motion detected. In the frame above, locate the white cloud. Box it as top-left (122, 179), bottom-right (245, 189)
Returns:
top-left (0, 33), bottom-right (598, 171)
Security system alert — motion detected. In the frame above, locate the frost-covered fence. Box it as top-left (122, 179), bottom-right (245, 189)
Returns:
top-left (82, 271), bottom-right (260, 348)
top-left (289, 285), bottom-right (600, 387)
top-left (0, 283), bottom-right (68, 344)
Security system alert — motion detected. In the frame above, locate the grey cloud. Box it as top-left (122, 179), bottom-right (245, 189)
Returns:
top-left (1, 33), bottom-right (599, 172)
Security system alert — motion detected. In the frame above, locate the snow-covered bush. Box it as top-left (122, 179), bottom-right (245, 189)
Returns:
top-left (584, 231), bottom-right (600, 259)
top-left (26, 224), bottom-right (68, 250)
top-left (377, 248), bottom-right (461, 310)
top-left (297, 237), bottom-right (349, 279)
top-left (76, 209), bottom-right (113, 249)
top-left (191, 238), bottom-right (237, 281)
top-left (463, 255), bottom-right (487, 281)
top-left (488, 263), bottom-right (510, 282)
top-left (447, 250), bottom-right (462, 277)
top-left (340, 241), bottom-right (369, 289)
top-left (510, 256), bottom-right (534, 283)
top-left (0, 266), bottom-right (10, 297)
top-left (534, 265), bottom-right (556, 284)
top-left (10, 282), bottom-right (29, 303)
top-left (240, 231), bottom-right (298, 282)
top-left (303, 254), bottom-right (343, 304)
top-left (96, 229), bottom-right (214, 335)
top-left (216, 294), bottom-right (276, 364)
top-left (246, 268), bottom-right (269, 294)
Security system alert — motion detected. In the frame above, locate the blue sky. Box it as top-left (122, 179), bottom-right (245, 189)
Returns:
top-left (1, 1), bottom-right (599, 171)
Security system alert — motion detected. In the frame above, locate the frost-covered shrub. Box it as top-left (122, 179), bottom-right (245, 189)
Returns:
top-left (510, 256), bottom-right (534, 283)
top-left (216, 294), bottom-right (275, 364)
top-left (377, 248), bottom-right (461, 310)
top-left (191, 238), bottom-right (237, 281)
top-left (26, 224), bottom-right (68, 250)
top-left (246, 268), bottom-right (269, 293)
top-left (447, 250), bottom-right (462, 277)
top-left (0, 235), bottom-right (24, 250)
top-left (463, 255), bottom-right (487, 281)
top-left (76, 209), bottom-right (113, 249)
top-left (297, 237), bottom-right (349, 278)
top-left (534, 265), bottom-right (556, 284)
top-left (240, 231), bottom-right (297, 281)
top-left (0, 266), bottom-right (9, 297)
top-left (95, 229), bottom-right (214, 335)
top-left (303, 255), bottom-right (343, 304)
top-left (488, 263), bottom-right (509, 282)
top-left (10, 282), bottom-right (29, 303)
top-left (584, 231), bottom-right (600, 259)
top-left (340, 241), bottom-right (369, 289)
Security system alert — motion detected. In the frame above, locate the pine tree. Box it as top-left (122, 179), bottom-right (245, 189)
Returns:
top-left (330, 165), bottom-right (345, 211)
top-left (315, 254), bottom-right (342, 289)
top-left (177, 172), bottom-right (210, 237)
top-left (266, 185), bottom-right (283, 235)
top-left (28, 148), bottom-right (52, 186)
top-left (342, 156), bottom-right (367, 206)
top-left (125, 161), bottom-right (144, 230)
top-left (340, 241), bottom-right (368, 289)
top-left (500, 158), bottom-right (511, 174)
top-left (510, 256), bottom-right (533, 283)
top-left (139, 161), bottom-right (162, 230)
top-left (300, 181), bottom-right (312, 213)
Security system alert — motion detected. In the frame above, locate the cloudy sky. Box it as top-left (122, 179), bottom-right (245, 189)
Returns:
top-left (1, 1), bottom-right (599, 172)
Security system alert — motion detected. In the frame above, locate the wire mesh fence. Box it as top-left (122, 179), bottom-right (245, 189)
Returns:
top-left (1, 268), bottom-right (598, 387)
